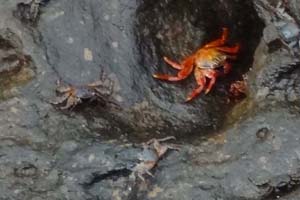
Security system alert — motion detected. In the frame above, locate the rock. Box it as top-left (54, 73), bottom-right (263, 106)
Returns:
top-left (36, 0), bottom-right (263, 136)
top-left (42, 108), bottom-right (299, 200)
top-left (0, 0), bottom-right (300, 200)
top-left (250, 0), bottom-right (300, 106)
top-left (0, 28), bottom-right (35, 99)
top-left (0, 146), bottom-right (53, 200)
top-left (13, 0), bottom-right (50, 26)
top-left (287, 0), bottom-right (300, 23)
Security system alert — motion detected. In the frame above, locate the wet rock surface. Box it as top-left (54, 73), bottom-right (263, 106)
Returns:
top-left (34, 0), bottom-right (263, 138)
top-left (0, 28), bottom-right (35, 99)
top-left (0, 0), bottom-right (300, 199)
top-left (249, 0), bottom-right (300, 108)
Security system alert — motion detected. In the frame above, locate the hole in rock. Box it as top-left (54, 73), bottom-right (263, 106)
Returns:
top-left (130, 0), bottom-right (265, 142)
top-left (62, 0), bottom-right (265, 143)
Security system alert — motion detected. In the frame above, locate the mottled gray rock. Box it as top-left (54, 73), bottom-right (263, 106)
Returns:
top-left (3, 108), bottom-right (294, 200)
top-left (287, 0), bottom-right (300, 23)
top-left (249, 0), bottom-right (300, 107)
top-left (0, 27), bottom-right (35, 100)
top-left (0, 0), bottom-right (300, 200)
top-left (34, 0), bottom-right (262, 136)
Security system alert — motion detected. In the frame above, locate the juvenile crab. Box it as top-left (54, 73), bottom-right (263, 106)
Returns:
top-left (153, 28), bottom-right (240, 102)
top-left (229, 79), bottom-right (247, 98)
top-left (52, 74), bottom-right (115, 110)
top-left (131, 136), bottom-right (179, 182)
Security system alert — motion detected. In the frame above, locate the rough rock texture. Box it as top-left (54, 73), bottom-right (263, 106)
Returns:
top-left (0, 27), bottom-right (35, 99)
top-left (34, 0), bottom-right (263, 137)
top-left (287, 0), bottom-right (300, 23)
top-left (0, 0), bottom-right (300, 199)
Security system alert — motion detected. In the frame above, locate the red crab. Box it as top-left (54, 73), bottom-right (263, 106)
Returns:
top-left (153, 28), bottom-right (240, 102)
top-left (229, 80), bottom-right (247, 98)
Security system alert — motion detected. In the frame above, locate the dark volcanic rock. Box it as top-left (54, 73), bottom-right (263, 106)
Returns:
top-left (3, 108), bottom-right (300, 200)
top-left (0, 0), bottom-right (300, 200)
top-left (287, 0), bottom-right (300, 23)
top-left (36, 0), bottom-right (263, 137)
top-left (249, 0), bottom-right (300, 107)
top-left (0, 28), bottom-right (35, 99)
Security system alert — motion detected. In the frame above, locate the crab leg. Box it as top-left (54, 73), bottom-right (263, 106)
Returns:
top-left (51, 93), bottom-right (71, 105)
top-left (215, 44), bottom-right (240, 54)
top-left (153, 56), bottom-right (194, 81)
top-left (145, 169), bottom-right (154, 177)
top-left (203, 27), bottom-right (228, 48)
top-left (60, 96), bottom-right (80, 110)
top-left (185, 68), bottom-right (206, 102)
top-left (204, 69), bottom-right (220, 94)
top-left (146, 136), bottom-right (176, 145)
top-left (163, 56), bottom-right (183, 70)
top-left (223, 62), bottom-right (232, 74)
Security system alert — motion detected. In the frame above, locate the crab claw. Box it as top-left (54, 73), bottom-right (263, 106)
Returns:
top-left (185, 96), bottom-right (193, 102)
top-left (152, 73), bottom-right (160, 79)
top-left (185, 87), bottom-right (203, 102)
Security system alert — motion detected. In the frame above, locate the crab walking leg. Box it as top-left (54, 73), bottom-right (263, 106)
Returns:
top-left (145, 169), bottom-right (155, 177)
top-left (153, 56), bottom-right (194, 81)
top-left (215, 44), bottom-right (240, 54)
top-left (51, 92), bottom-right (72, 104)
top-left (146, 136), bottom-right (176, 145)
top-left (163, 56), bottom-right (183, 70)
top-left (203, 27), bottom-right (228, 48)
top-left (60, 96), bottom-right (80, 110)
top-left (204, 69), bottom-right (220, 94)
top-left (223, 62), bottom-right (232, 74)
top-left (185, 68), bottom-right (206, 102)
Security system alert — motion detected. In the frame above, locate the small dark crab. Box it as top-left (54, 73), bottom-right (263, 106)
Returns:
top-left (52, 74), bottom-right (115, 110)
top-left (131, 136), bottom-right (179, 182)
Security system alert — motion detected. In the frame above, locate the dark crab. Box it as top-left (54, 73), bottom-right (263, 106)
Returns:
top-left (229, 79), bottom-right (247, 100)
top-left (131, 136), bottom-right (179, 182)
top-left (250, 173), bottom-right (300, 198)
top-left (52, 74), bottom-right (115, 110)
